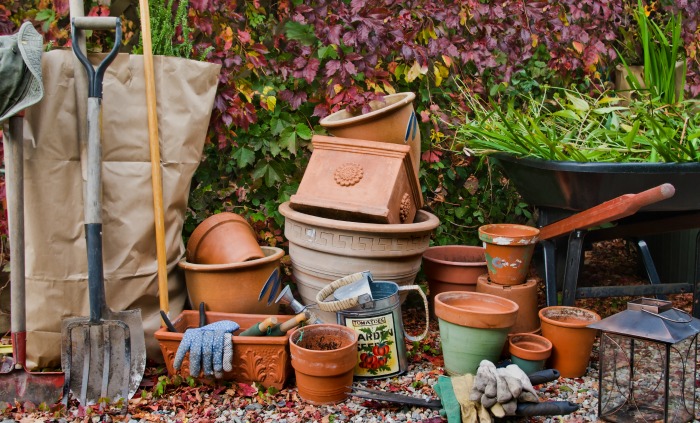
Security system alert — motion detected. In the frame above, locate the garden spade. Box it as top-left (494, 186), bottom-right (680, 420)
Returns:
top-left (60, 17), bottom-right (145, 406)
top-left (0, 114), bottom-right (64, 405)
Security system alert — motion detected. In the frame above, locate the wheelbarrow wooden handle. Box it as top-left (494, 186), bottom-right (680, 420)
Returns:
top-left (538, 183), bottom-right (675, 240)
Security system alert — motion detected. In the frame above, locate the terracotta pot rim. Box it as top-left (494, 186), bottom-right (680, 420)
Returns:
top-left (509, 333), bottom-right (553, 361)
top-left (279, 201), bottom-right (439, 233)
top-left (478, 224), bottom-right (540, 245)
top-left (422, 245), bottom-right (487, 267)
top-left (319, 92), bottom-right (416, 127)
top-left (538, 306), bottom-right (601, 328)
top-left (434, 291), bottom-right (519, 329)
top-left (178, 246), bottom-right (284, 271)
top-left (476, 274), bottom-right (539, 290)
top-left (289, 324), bottom-right (359, 353)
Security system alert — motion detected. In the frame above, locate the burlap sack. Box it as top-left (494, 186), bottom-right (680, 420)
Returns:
top-left (21, 49), bottom-right (221, 368)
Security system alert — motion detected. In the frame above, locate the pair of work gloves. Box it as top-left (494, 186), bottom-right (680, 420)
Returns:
top-left (434, 360), bottom-right (539, 423)
top-left (174, 320), bottom-right (239, 379)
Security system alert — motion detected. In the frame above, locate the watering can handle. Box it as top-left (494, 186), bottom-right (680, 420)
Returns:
top-left (315, 271), bottom-right (369, 312)
top-left (398, 285), bottom-right (429, 343)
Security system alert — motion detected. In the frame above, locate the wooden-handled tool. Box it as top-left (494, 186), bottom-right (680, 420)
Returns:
top-left (239, 316), bottom-right (279, 336)
top-left (538, 183), bottom-right (676, 240)
top-left (138, 0), bottom-right (170, 320)
top-left (267, 311), bottom-right (311, 337)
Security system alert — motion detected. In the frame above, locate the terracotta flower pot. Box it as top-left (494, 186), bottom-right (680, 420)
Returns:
top-left (434, 291), bottom-right (519, 375)
top-left (289, 324), bottom-right (359, 405)
top-left (475, 274), bottom-right (540, 335)
top-left (186, 212), bottom-right (264, 264)
top-left (319, 92), bottom-right (421, 178)
top-left (478, 224), bottom-right (540, 286)
top-left (422, 245), bottom-right (487, 301)
top-left (179, 246), bottom-right (284, 314)
top-left (539, 306), bottom-right (601, 378)
top-left (279, 201), bottom-right (439, 323)
top-left (508, 333), bottom-right (552, 375)
top-left (155, 310), bottom-right (292, 389)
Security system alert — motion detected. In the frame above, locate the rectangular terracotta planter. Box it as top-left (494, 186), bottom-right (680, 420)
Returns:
top-left (290, 135), bottom-right (423, 224)
top-left (155, 311), bottom-right (292, 389)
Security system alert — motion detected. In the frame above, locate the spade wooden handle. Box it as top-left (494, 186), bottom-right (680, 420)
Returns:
top-left (538, 183), bottom-right (675, 240)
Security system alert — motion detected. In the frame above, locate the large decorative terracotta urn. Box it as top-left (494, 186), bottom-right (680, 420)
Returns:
top-left (279, 202), bottom-right (439, 322)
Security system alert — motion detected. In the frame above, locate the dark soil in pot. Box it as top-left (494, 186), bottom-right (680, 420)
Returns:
top-left (293, 327), bottom-right (355, 350)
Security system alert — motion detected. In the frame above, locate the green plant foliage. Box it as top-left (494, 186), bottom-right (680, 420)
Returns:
top-left (618, 0), bottom-right (686, 104)
top-left (458, 84), bottom-right (699, 162)
top-left (132, 0), bottom-right (194, 58)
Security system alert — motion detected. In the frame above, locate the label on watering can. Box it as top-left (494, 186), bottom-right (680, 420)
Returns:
top-left (344, 313), bottom-right (401, 378)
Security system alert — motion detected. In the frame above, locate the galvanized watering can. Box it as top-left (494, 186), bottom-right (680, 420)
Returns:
top-left (316, 271), bottom-right (429, 379)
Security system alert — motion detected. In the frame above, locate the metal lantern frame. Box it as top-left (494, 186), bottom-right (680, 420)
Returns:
top-left (589, 298), bottom-right (700, 423)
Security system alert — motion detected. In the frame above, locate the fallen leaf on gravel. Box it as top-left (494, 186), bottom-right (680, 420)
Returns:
top-left (236, 382), bottom-right (258, 397)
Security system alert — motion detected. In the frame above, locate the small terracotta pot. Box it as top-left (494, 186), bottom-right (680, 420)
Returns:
top-left (186, 212), bottom-right (264, 264)
top-left (434, 291), bottom-right (519, 375)
top-left (289, 324), bottom-right (359, 405)
top-left (509, 333), bottom-right (552, 375)
top-left (179, 246), bottom-right (284, 314)
top-left (478, 224), bottom-right (540, 286)
top-left (319, 92), bottom-right (421, 178)
top-left (422, 245), bottom-right (487, 298)
top-left (539, 306), bottom-right (601, 378)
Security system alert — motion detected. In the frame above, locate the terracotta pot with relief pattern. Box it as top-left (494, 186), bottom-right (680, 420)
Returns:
top-left (290, 135), bottom-right (422, 225)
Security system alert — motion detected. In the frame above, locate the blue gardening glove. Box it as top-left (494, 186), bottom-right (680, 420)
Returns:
top-left (174, 320), bottom-right (239, 378)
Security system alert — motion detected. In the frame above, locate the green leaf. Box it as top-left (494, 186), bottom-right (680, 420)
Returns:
top-left (295, 123), bottom-right (312, 140)
top-left (565, 92), bottom-right (590, 112)
top-left (317, 45), bottom-right (338, 60)
top-left (252, 161), bottom-right (284, 187)
top-left (232, 147), bottom-right (256, 168)
top-left (284, 21), bottom-right (317, 46)
top-left (592, 106), bottom-right (628, 114)
top-left (36, 9), bottom-right (55, 21)
top-left (279, 127), bottom-right (297, 155)
top-left (552, 110), bottom-right (580, 121)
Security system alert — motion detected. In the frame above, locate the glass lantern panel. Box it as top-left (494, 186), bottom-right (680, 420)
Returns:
top-left (599, 333), bottom-right (697, 422)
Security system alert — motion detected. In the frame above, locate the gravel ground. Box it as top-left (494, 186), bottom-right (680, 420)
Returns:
top-left (4, 240), bottom-right (699, 422)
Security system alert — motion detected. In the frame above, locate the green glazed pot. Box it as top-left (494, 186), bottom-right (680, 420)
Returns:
top-left (434, 291), bottom-right (519, 375)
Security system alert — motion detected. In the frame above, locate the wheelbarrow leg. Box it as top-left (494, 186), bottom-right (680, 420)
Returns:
top-left (634, 238), bottom-right (665, 300)
top-left (694, 231), bottom-right (700, 318)
top-left (562, 230), bottom-right (587, 306)
top-left (540, 239), bottom-right (558, 307)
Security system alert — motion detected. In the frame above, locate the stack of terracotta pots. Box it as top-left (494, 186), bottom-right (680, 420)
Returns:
top-left (475, 223), bottom-right (542, 348)
top-left (179, 212), bottom-right (284, 314)
top-left (280, 92), bottom-right (440, 323)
